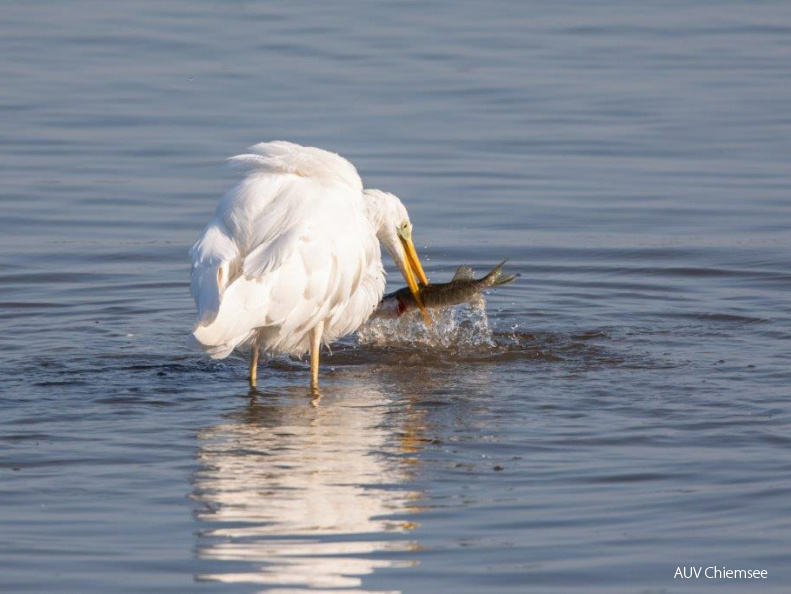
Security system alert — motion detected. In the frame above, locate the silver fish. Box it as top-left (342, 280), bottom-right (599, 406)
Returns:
top-left (374, 261), bottom-right (517, 319)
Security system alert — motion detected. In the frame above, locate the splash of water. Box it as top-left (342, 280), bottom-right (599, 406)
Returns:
top-left (358, 302), bottom-right (495, 351)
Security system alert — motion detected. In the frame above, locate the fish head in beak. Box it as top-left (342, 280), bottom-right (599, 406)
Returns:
top-left (397, 221), bottom-right (431, 325)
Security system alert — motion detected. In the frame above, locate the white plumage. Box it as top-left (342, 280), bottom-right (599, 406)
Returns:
top-left (189, 141), bottom-right (429, 388)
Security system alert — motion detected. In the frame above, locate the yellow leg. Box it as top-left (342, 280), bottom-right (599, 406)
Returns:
top-left (310, 321), bottom-right (324, 391)
top-left (249, 347), bottom-right (259, 388)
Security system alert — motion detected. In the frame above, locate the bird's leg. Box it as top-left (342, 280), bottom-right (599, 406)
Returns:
top-left (310, 320), bottom-right (324, 391)
top-left (249, 346), bottom-right (260, 389)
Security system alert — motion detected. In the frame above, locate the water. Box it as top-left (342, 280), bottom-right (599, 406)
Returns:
top-left (2, 1), bottom-right (791, 592)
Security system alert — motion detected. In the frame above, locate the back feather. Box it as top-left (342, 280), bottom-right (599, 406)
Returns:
top-left (227, 141), bottom-right (363, 193)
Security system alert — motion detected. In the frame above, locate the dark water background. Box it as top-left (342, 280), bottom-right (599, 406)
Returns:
top-left (2, 1), bottom-right (791, 592)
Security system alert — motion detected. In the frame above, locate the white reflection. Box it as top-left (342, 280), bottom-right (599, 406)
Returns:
top-left (193, 383), bottom-right (425, 593)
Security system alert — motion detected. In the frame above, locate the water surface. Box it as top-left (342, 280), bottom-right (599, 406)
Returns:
top-left (2, 1), bottom-right (791, 592)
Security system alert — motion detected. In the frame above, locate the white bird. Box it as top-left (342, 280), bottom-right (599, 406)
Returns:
top-left (189, 141), bottom-right (430, 389)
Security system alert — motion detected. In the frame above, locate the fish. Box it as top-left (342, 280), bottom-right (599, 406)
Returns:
top-left (374, 260), bottom-right (517, 319)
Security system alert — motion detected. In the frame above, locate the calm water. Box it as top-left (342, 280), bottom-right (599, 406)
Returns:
top-left (2, 1), bottom-right (791, 592)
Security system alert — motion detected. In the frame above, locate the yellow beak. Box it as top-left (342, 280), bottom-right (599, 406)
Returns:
top-left (399, 236), bottom-right (431, 325)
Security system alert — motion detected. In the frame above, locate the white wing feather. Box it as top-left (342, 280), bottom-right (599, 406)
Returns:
top-left (189, 223), bottom-right (239, 325)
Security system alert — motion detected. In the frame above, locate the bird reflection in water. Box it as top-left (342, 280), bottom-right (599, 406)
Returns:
top-left (192, 382), bottom-right (427, 592)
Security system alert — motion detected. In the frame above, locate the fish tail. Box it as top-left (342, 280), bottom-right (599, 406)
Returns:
top-left (484, 260), bottom-right (518, 287)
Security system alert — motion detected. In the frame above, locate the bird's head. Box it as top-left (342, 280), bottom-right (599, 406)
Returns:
top-left (364, 189), bottom-right (431, 324)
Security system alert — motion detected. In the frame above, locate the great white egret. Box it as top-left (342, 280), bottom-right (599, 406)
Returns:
top-left (189, 141), bottom-right (430, 389)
